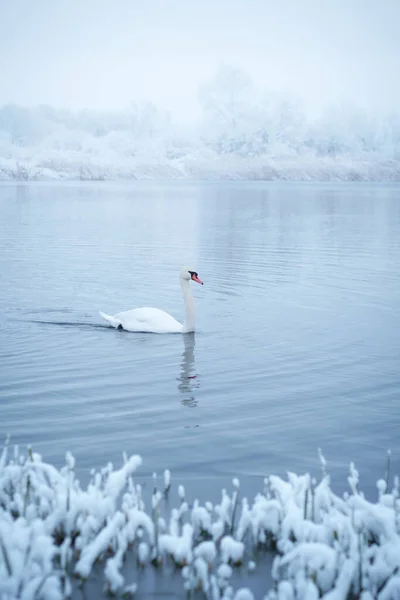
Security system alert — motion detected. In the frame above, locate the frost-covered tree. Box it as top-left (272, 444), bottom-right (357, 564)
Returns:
top-left (0, 68), bottom-right (399, 180)
top-left (0, 104), bottom-right (54, 146)
top-left (198, 67), bottom-right (308, 157)
top-left (198, 66), bottom-right (265, 156)
top-left (199, 66), bottom-right (253, 129)
top-left (257, 92), bottom-right (307, 155)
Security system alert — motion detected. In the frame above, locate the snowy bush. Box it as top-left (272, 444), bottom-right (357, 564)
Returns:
top-left (0, 67), bottom-right (399, 181)
top-left (0, 438), bottom-right (399, 599)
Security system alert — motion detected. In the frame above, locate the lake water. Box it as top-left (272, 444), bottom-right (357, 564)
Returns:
top-left (0, 181), bottom-right (399, 500)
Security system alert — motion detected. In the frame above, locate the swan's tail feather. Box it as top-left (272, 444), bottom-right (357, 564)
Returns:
top-left (99, 311), bottom-right (122, 328)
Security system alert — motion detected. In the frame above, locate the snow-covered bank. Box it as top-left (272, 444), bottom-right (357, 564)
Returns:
top-left (0, 442), bottom-right (399, 600)
top-left (1, 67), bottom-right (400, 182)
top-left (1, 152), bottom-right (399, 182)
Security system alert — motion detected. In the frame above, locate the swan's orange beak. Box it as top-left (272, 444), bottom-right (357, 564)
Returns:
top-left (191, 273), bottom-right (203, 285)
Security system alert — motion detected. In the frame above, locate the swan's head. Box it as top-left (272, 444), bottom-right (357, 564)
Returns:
top-left (180, 266), bottom-right (203, 285)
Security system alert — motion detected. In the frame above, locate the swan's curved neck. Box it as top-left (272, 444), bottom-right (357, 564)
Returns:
top-left (181, 278), bottom-right (195, 333)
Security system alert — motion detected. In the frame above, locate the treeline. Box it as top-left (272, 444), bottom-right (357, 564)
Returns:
top-left (0, 67), bottom-right (399, 180)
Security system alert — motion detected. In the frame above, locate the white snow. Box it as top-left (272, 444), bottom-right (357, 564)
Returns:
top-left (218, 563), bottom-right (233, 579)
top-left (178, 485), bottom-right (185, 500)
top-left (194, 540), bottom-right (217, 563)
top-left (233, 588), bottom-right (255, 600)
top-left (159, 522), bottom-right (194, 566)
top-left (122, 582), bottom-right (138, 597)
top-left (248, 560), bottom-right (256, 572)
top-left (0, 91), bottom-right (399, 182)
top-left (220, 535), bottom-right (245, 564)
top-left (164, 469), bottom-right (171, 492)
top-left (75, 511), bottom-right (126, 577)
top-left (192, 502), bottom-right (213, 537)
top-left (1, 443), bottom-right (400, 599)
top-left (104, 455), bottom-right (142, 501)
top-left (104, 546), bottom-right (125, 593)
top-left (138, 541), bottom-right (149, 565)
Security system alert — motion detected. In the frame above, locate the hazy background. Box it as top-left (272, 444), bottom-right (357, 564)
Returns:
top-left (0, 0), bottom-right (399, 180)
top-left (1, 0), bottom-right (400, 117)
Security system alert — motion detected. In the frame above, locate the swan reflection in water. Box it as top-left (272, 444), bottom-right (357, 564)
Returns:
top-left (177, 333), bottom-right (200, 407)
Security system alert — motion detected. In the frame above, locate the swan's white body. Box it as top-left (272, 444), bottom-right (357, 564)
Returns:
top-left (99, 267), bottom-right (203, 334)
top-left (99, 307), bottom-right (185, 334)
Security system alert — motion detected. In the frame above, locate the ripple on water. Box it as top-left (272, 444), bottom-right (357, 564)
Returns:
top-left (0, 182), bottom-right (399, 489)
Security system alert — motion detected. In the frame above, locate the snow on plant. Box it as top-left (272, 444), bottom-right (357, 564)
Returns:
top-left (0, 440), bottom-right (399, 599)
top-left (0, 81), bottom-right (399, 181)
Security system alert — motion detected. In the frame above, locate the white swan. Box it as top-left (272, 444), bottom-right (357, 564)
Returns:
top-left (99, 267), bottom-right (204, 334)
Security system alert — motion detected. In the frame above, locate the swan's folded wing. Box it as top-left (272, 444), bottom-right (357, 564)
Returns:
top-left (115, 307), bottom-right (183, 333)
top-left (115, 307), bottom-right (158, 323)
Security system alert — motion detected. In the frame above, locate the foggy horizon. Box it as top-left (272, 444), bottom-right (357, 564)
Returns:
top-left (1, 0), bottom-right (400, 121)
top-left (1, 0), bottom-right (399, 182)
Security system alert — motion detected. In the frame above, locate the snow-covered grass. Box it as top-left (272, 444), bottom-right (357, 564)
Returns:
top-left (0, 440), bottom-right (399, 599)
top-left (1, 87), bottom-right (400, 182)
top-left (0, 149), bottom-right (399, 183)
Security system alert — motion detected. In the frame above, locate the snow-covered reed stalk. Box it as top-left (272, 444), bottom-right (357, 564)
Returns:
top-left (230, 478), bottom-right (240, 535)
top-left (303, 480), bottom-right (309, 521)
top-left (164, 469), bottom-right (171, 497)
top-left (386, 449), bottom-right (392, 492)
top-left (0, 533), bottom-right (12, 576)
top-left (311, 478), bottom-right (316, 523)
top-left (22, 475), bottom-right (31, 518)
top-left (151, 472), bottom-right (162, 566)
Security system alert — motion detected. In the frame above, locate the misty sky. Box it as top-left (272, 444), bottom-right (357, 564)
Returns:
top-left (1, 0), bottom-right (399, 120)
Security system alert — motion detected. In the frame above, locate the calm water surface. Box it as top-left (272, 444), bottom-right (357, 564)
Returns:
top-left (0, 181), bottom-right (399, 498)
